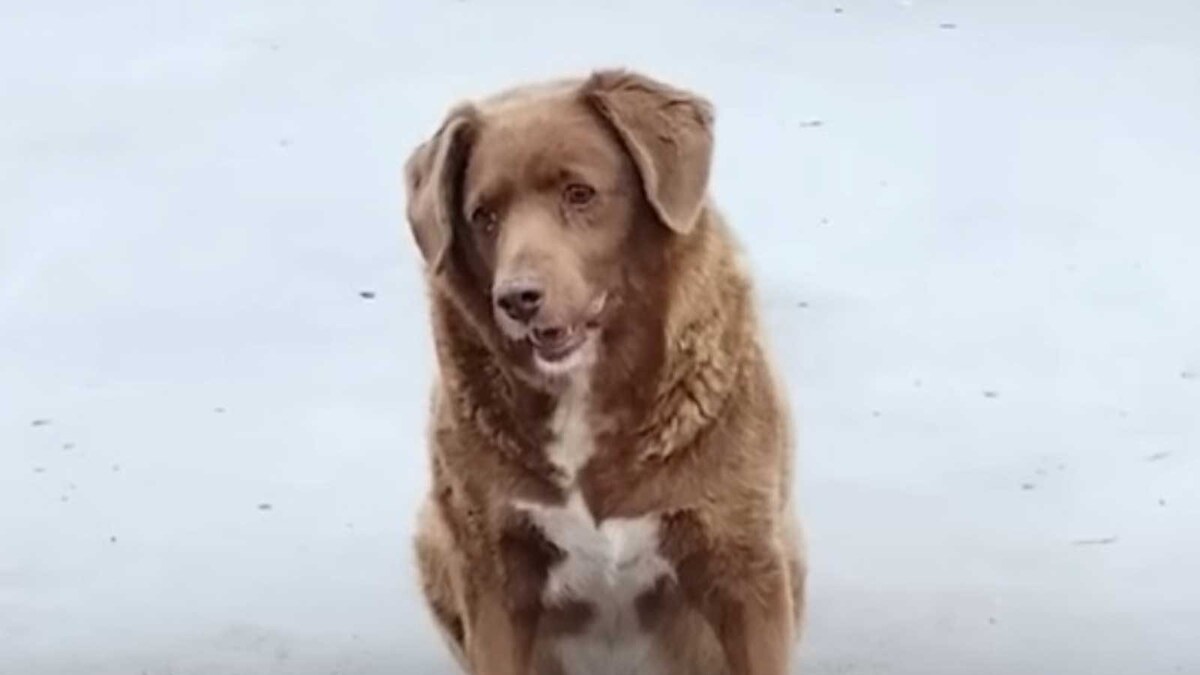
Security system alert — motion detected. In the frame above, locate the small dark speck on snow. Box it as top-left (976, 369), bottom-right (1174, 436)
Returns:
top-left (258, 503), bottom-right (273, 511)
top-left (359, 290), bottom-right (377, 299)
top-left (112, 464), bottom-right (121, 472)
top-left (799, 120), bottom-right (824, 128)
top-left (31, 419), bottom-right (51, 427)
top-left (33, 467), bottom-right (46, 474)
top-left (109, 536), bottom-right (117, 544)
top-left (1021, 483), bottom-right (1036, 491)
top-left (871, 410), bottom-right (881, 418)
top-left (1182, 371), bottom-right (1197, 380)
top-left (62, 443), bottom-right (75, 450)
top-left (939, 22), bottom-right (958, 29)
top-left (1146, 451), bottom-right (1171, 462)
top-left (983, 390), bottom-right (999, 399)
top-left (278, 138), bottom-right (291, 147)
top-left (834, 7), bottom-right (843, 14)
top-left (796, 301), bottom-right (809, 309)
top-left (1072, 536), bottom-right (1118, 546)
top-left (214, 407), bottom-right (226, 414)
top-left (1159, 498), bottom-right (1167, 507)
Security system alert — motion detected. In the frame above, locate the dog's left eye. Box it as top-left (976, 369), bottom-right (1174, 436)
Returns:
top-left (563, 183), bottom-right (596, 207)
top-left (469, 206), bottom-right (498, 234)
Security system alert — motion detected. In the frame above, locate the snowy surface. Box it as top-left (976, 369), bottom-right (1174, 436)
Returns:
top-left (3, 1), bottom-right (1199, 673)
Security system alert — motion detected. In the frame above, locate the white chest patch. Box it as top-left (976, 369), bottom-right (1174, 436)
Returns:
top-left (514, 374), bottom-right (674, 675)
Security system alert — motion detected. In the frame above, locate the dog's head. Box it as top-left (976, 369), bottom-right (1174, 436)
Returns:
top-left (405, 71), bottom-right (713, 378)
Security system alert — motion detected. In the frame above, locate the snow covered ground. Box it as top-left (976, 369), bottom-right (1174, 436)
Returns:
top-left (2, 1), bottom-right (1198, 673)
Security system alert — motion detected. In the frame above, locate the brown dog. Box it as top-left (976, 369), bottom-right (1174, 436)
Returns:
top-left (405, 70), bottom-right (804, 675)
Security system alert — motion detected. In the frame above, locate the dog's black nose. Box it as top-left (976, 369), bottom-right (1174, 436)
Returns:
top-left (494, 281), bottom-right (543, 324)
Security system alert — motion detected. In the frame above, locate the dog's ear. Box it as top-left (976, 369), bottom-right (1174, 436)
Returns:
top-left (404, 106), bottom-right (477, 271)
top-left (584, 70), bottom-right (714, 234)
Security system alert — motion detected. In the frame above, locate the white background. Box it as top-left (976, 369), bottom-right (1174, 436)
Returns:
top-left (2, 1), bottom-right (1198, 673)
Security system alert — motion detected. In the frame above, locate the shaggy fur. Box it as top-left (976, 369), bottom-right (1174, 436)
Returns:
top-left (405, 69), bottom-right (804, 675)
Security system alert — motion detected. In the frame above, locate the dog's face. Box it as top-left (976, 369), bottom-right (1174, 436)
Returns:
top-left (405, 71), bottom-right (714, 378)
top-left (461, 97), bottom-right (635, 374)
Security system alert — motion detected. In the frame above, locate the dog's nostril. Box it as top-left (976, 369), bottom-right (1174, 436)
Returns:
top-left (496, 284), bottom-right (543, 323)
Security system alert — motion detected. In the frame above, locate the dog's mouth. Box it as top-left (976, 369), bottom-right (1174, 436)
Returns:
top-left (528, 324), bottom-right (599, 376)
top-left (530, 325), bottom-right (589, 363)
top-left (525, 294), bottom-right (607, 375)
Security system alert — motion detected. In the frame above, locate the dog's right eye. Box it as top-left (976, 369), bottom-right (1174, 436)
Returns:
top-left (469, 207), bottom-right (498, 235)
top-left (563, 183), bottom-right (596, 207)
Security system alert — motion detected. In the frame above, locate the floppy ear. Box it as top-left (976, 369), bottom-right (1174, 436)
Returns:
top-left (404, 107), bottom-right (477, 271)
top-left (584, 70), bottom-right (714, 234)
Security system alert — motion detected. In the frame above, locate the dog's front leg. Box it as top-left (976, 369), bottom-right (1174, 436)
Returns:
top-left (680, 545), bottom-right (795, 675)
top-left (465, 518), bottom-right (552, 675)
top-left (465, 591), bottom-right (538, 675)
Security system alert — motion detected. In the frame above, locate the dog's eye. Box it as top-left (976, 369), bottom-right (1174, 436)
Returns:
top-left (563, 183), bottom-right (596, 207)
top-left (469, 206), bottom-right (498, 234)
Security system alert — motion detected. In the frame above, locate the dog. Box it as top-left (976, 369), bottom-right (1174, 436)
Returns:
top-left (405, 69), bottom-right (804, 675)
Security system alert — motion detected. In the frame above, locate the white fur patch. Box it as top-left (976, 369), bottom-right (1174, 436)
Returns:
top-left (544, 373), bottom-right (595, 483)
top-left (514, 373), bottom-right (673, 675)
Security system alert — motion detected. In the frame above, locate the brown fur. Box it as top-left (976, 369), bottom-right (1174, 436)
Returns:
top-left (405, 70), bottom-right (805, 675)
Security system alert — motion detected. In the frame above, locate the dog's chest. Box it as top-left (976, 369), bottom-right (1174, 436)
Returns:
top-left (514, 379), bottom-right (673, 674)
